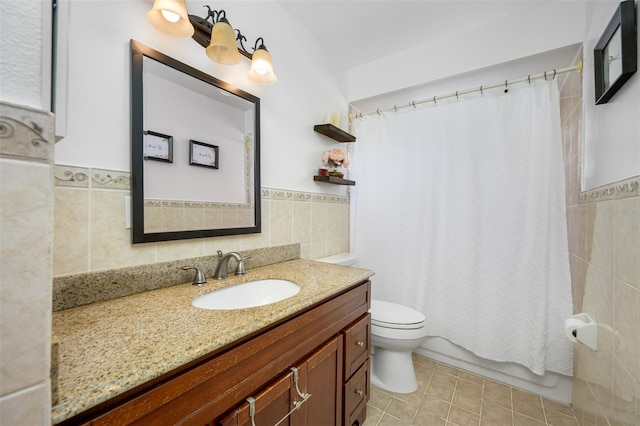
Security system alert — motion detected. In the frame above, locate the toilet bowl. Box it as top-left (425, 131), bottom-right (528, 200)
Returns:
top-left (370, 300), bottom-right (426, 393)
top-left (316, 253), bottom-right (427, 394)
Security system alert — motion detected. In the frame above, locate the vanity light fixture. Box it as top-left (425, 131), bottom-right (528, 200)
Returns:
top-left (146, 0), bottom-right (278, 85)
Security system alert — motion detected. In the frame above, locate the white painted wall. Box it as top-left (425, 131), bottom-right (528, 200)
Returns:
top-left (347, 1), bottom-right (586, 102)
top-left (53, 0), bottom-right (350, 196)
top-left (582, 0), bottom-right (640, 189)
top-left (350, 45), bottom-right (583, 115)
top-left (0, 0), bottom-right (52, 110)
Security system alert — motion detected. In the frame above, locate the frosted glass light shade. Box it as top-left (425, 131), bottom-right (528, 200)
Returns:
top-left (146, 0), bottom-right (194, 38)
top-left (206, 20), bottom-right (242, 65)
top-left (247, 47), bottom-right (277, 85)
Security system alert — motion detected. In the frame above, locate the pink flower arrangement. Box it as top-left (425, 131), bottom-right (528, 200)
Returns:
top-left (322, 149), bottom-right (350, 169)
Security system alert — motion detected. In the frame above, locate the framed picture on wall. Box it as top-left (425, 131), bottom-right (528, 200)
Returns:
top-left (189, 140), bottom-right (219, 169)
top-left (143, 130), bottom-right (173, 162)
top-left (593, 0), bottom-right (637, 105)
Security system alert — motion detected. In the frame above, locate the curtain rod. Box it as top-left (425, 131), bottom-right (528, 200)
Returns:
top-left (350, 61), bottom-right (583, 120)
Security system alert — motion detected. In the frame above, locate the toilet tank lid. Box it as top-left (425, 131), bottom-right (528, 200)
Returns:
top-left (371, 300), bottom-right (425, 325)
top-left (316, 253), bottom-right (358, 266)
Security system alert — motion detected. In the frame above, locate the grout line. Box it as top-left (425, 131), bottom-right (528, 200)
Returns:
top-left (510, 385), bottom-right (515, 426)
top-left (478, 378), bottom-right (485, 425)
top-left (446, 372), bottom-right (460, 424)
top-left (540, 395), bottom-right (549, 425)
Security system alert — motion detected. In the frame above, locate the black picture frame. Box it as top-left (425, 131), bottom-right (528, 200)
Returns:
top-left (593, 0), bottom-right (637, 105)
top-left (189, 140), bottom-right (219, 169)
top-left (143, 130), bottom-right (173, 163)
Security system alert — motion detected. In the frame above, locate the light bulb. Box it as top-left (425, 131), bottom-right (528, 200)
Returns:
top-left (253, 60), bottom-right (269, 75)
top-left (161, 9), bottom-right (180, 23)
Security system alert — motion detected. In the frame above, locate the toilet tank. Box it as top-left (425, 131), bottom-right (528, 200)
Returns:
top-left (316, 253), bottom-right (358, 266)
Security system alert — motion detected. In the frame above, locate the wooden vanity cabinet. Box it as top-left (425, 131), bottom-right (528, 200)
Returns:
top-left (65, 281), bottom-right (371, 426)
top-left (220, 315), bottom-right (371, 426)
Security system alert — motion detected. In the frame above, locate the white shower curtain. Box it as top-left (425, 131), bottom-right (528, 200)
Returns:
top-left (351, 79), bottom-right (573, 376)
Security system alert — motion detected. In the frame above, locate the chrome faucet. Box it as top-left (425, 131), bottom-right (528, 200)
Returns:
top-left (213, 250), bottom-right (249, 280)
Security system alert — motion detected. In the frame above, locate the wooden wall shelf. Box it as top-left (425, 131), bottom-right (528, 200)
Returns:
top-left (314, 175), bottom-right (356, 186)
top-left (314, 124), bottom-right (356, 143)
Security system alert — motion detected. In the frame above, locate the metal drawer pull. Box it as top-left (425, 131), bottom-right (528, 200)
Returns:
top-left (355, 389), bottom-right (364, 397)
top-left (247, 396), bottom-right (258, 426)
top-left (290, 367), bottom-right (311, 400)
top-left (355, 341), bottom-right (365, 347)
top-left (246, 367), bottom-right (312, 426)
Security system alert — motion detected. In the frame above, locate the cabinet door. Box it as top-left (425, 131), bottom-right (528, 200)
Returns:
top-left (297, 335), bottom-right (343, 426)
top-left (342, 314), bottom-right (370, 379)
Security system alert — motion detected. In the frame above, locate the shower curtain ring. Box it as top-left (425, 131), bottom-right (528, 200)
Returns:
top-left (552, 69), bottom-right (557, 79)
top-left (480, 85), bottom-right (483, 94)
top-left (504, 80), bottom-right (509, 93)
top-left (544, 71), bottom-right (548, 80)
top-left (433, 96), bottom-right (437, 104)
top-left (394, 105), bottom-right (398, 112)
top-left (456, 91), bottom-right (459, 99)
top-left (528, 75), bottom-right (531, 84)
top-left (411, 101), bottom-right (416, 109)
top-left (376, 109), bottom-right (381, 116)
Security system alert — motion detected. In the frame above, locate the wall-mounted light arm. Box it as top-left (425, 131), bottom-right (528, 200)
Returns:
top-left (189, 6), bottom-right (225, 49)
top-left (236, 32), bottom-right (261, 60)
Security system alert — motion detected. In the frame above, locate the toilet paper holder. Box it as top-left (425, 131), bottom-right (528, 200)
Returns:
top-left (565, 313), bottom-right (598, 350)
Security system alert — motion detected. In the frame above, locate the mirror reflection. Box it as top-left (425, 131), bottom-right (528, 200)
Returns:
top-left (602, 26), bottom-right (622, 92)
top-left (131, 40), bottom-right (261, 243)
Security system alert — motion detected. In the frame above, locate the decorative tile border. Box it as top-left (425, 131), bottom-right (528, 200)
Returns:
top-left (262, 187), bottom-right (349, 204)
top-left (55, 164), bottom-right (349, 204)
top-left (55, 164), bottom-right (130, 190)
top-left (54, 165), bottom-right (91, 188)
top-left (91, 168), bottom-right (131, 190)
top-left (0, 101), bottom-right (55, 162)
top-left (144, 199), bottom-right (254, 209)
top-left (578, 175), bottom-right (639, 203)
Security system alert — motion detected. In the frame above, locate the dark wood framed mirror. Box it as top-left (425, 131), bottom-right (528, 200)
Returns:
top-left (594, 0), bottom-right (637, 105)
top-left (130, 40), bottom-right (261, 243)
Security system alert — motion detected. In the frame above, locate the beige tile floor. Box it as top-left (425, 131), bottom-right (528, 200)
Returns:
top-left (363, 354), bottom-right (579, 426)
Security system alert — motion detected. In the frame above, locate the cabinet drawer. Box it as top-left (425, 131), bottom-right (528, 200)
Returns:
top-left (343, 359), bottom-right (369, 426)
top-left (218, 370), bottom-right (296, 426)
top-left (342, 314), bottom-right (370, 379)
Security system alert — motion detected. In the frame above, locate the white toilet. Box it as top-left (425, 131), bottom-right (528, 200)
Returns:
top-left (316, 253), bottom-right (427, 394)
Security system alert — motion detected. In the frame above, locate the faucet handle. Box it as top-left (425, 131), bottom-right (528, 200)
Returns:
top-left (234, 254), bottom-right (251, 276)
top-left (182, 266), bottom-right (207, 286)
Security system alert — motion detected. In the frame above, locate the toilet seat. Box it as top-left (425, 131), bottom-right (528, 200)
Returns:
top-left (371, 300), bottom-right (425, 330)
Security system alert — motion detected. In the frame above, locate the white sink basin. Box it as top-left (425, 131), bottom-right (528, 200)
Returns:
top-left (192, 279), bottom-right (300, 310)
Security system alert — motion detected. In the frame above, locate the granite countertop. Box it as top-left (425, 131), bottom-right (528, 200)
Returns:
top-left (51, 259), bottom-right (374, 424)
